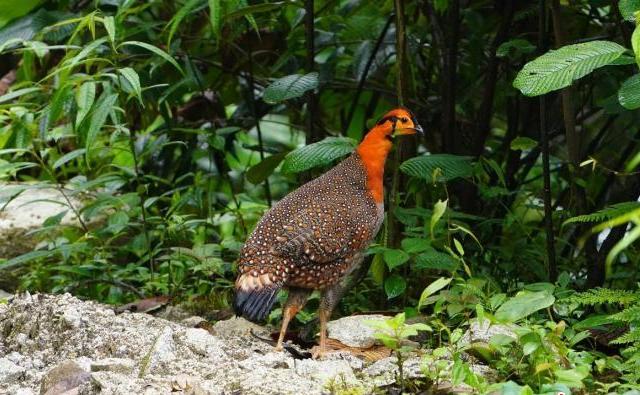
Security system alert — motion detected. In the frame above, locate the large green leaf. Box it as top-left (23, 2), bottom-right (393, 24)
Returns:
top-left (513, 41), bottom-right (626, 97)
top-left (620, 0), bottom-right (640, 21)
top-left (86, 93), bottom-right (118, 150)
top-left (281, 136), bottom-right (356, 174)
top-left (400, 154), bottom-right (473, 182)
top-left (618, 74), bottom-right (640, 110)
top-left (246, 152), bottom-right (287, 184)
top-left (263, 72), bottom-right (319, 104)
top-left (495, 290), bottom-right (555, 322)
top-left (0, 9), bottom-right (64, 47)
top-left (0, 0), bottom-right (42, 29)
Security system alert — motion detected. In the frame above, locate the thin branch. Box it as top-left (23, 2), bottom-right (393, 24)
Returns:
top-left (539, 0), bottom-right (558, 281)
top-left (344, 15), bottom-right (394, 132)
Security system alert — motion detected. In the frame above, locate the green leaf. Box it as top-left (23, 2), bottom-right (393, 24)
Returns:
top-left (620, 0), bottom-right (640, 21)
top-left (0, 250), bottom-right (55, 271)
top-left (118, 67), bottom-right (142, 103)
top-left (563, 202), bottom-right (640, 226)
top-left (370, 253), bottom-right (385, 285)
top-left (494, 291), bottom-right (555, 322)
top-left (496, 39), bottom-right (535, 58)
top-left (0, 0), bottom-right (43, 29)
top-left (400, 154), bottom-right (473, 183)
top-left (618, 74), bottom-right (640, 110)
top-left (53, 148), bottom-right (86, 169)
top-left (263, 72), bottom-right (319, 104)
top-left (414, 250), bottom-right (458, 271)
top-left (167, 0), bottom-right (204, 45)
top-left (120, 41), bottom-right (184, 74)
top-left (383, 249), bottom-right (410, 271)
top-left (418, 277), bottom-right (451, 309)
top-left (430, 199), bottom-right (447, 237)
top-left (401, 238), bottom-right (431, 254)
top-left (0, 87), bottom-right (40, 104)
top-left (281, 136), bottom-right (356, 174)
top-left (513, 40), bottom-right (626, 97)
top-left (246, 152), bottom-right (287, 184)
top-left (86, 93), bottom-right (118, 150)
top-left (208, 0), bottom-right (222, 39)
top-left (103, 15), bottom-right (115, 43)
top-left (225, 2), bottom-right (291, 20)
top-left (510, 136), bottom-right (537, 151)
top-left (384, 274), bottom-right (406, 299)
top-left (75, 81), bottom-right (96, 125)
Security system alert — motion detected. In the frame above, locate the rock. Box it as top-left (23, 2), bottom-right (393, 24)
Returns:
top-left (0, 289), bottom-right (12, 299)
top-left (0, 293), bottom-right (499, 394)
top-left (211, 316), bottom-right (270, 338)
top-left (0, 184), bottom-right (84, 261)
top-left (181, 315), bottom-right (207, 327)
top-left (326, 314), bottom-right (387, 348)
top-left (39, 360), bottom-right (90, 395)
top-left (14, 388), bottom-right (36, 395)
top-left (460, 319), bottom-right (517, 345)
top-left (140, 326), bottom-right (175, 376)
top-left (295, 358), bottom-right (357, 385)
top-left (181, 328), bottom-right (225, 357)
top-left (0, 357), bottom-right (26, 384)
top-left (91, 358), bottom-right (135, 375)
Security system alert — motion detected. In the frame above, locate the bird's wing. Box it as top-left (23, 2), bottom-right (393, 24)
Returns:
top-left (271, 203), bottom-right (374, 264)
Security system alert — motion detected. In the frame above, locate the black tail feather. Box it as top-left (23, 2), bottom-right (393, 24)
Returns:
top-left (234, 285), bottom-right (280, 322)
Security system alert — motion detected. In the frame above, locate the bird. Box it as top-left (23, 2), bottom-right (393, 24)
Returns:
top-left (234, 108), bottom-right (423, 358)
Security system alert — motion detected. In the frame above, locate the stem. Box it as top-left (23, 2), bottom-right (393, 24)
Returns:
top-left (538, 0), bottom-right (557, 281)
top-left (304, 0), bottom-right (321, 144)
top-left (388, 0), bottom-right (410, 250)
top-left (246, 32), bottom-right (272, 207)
top-left (344, 15), bottom-right (394, 132)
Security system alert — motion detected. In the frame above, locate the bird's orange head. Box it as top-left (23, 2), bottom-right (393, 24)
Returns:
top-left (356, 108), bottom-right (422, 203)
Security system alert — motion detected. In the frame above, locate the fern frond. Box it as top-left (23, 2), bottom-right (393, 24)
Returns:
top-left (610, 305), bottom-right (640, 322)
top-left (563, 201), bottom-right (640, 227)
top-left (568, 288), bottom-right (639, 306)
top-left (611, 329), bottom-right (640, 345)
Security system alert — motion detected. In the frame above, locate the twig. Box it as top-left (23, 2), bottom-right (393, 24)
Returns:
top-left (344, 15), bottom-right (394, 132)
top-left (539, 0), bottom-right (558, 281)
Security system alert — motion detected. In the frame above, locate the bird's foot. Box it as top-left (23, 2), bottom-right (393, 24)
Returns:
top-left (274, 342), bottom-right (284, 352)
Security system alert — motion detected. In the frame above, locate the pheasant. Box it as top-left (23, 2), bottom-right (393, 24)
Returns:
top-left (234, 108), bottom-right (423, 357)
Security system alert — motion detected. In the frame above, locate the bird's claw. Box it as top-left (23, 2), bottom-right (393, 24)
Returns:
top-left (311, 345), bottom-right (327, 360)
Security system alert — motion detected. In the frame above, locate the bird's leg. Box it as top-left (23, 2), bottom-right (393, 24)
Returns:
top-left (312, 283), bottom-right (347, 359)
top-left (275, 287), bottom-right (311, 351)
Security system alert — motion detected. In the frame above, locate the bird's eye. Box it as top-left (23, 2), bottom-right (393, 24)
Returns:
top-left (401, 117), bottom-right (408, 123)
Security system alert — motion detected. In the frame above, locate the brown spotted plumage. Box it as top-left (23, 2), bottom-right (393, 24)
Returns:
top-left (234, 108), bottom-right (423, 357)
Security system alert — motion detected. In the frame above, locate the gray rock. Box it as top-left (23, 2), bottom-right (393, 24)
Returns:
top-left (181, 316), bottom-right (207, 327)
top-left (459, 319), bottom-right (517, 345)
top-left (326, 314), bottom-right (387, 348)
top-left (0, 184), bottom-right (84, 261)
top-left (181, 328), bottom-right (225, 357)
top-left (14, 388), bottom-right (36, 395)
top-left (0, 293), bottom-right (498, 395)
top-left (140, 326), bottom-right (175, 376)
top-left (39, 360), bottom-right (90, 395)
top-left (295, 358), bottom-right (357, 385)
top-left (91, 358), bottom-right (135, 375)
top-left (212, 316), bottom-right (270, 338)
top-left (0, 357), bottom-right (25, 384)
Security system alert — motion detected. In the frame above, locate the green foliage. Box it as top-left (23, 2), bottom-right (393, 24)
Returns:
top-left (563, 201), bottom-right (640, 226)
top-left (262, 72), bottom-right (319, 104)
top-left (280, 136), bottom-right (356, 173)
top-left (400, 154), bottom-right (473, 183)
top-left (513, 40), bottom-right (626, 96)
top-left (619, 74), bottom-right (640, 109)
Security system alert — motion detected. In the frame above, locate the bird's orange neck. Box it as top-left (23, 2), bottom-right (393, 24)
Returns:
top-left (356, 125), bottom-right (393, 203)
